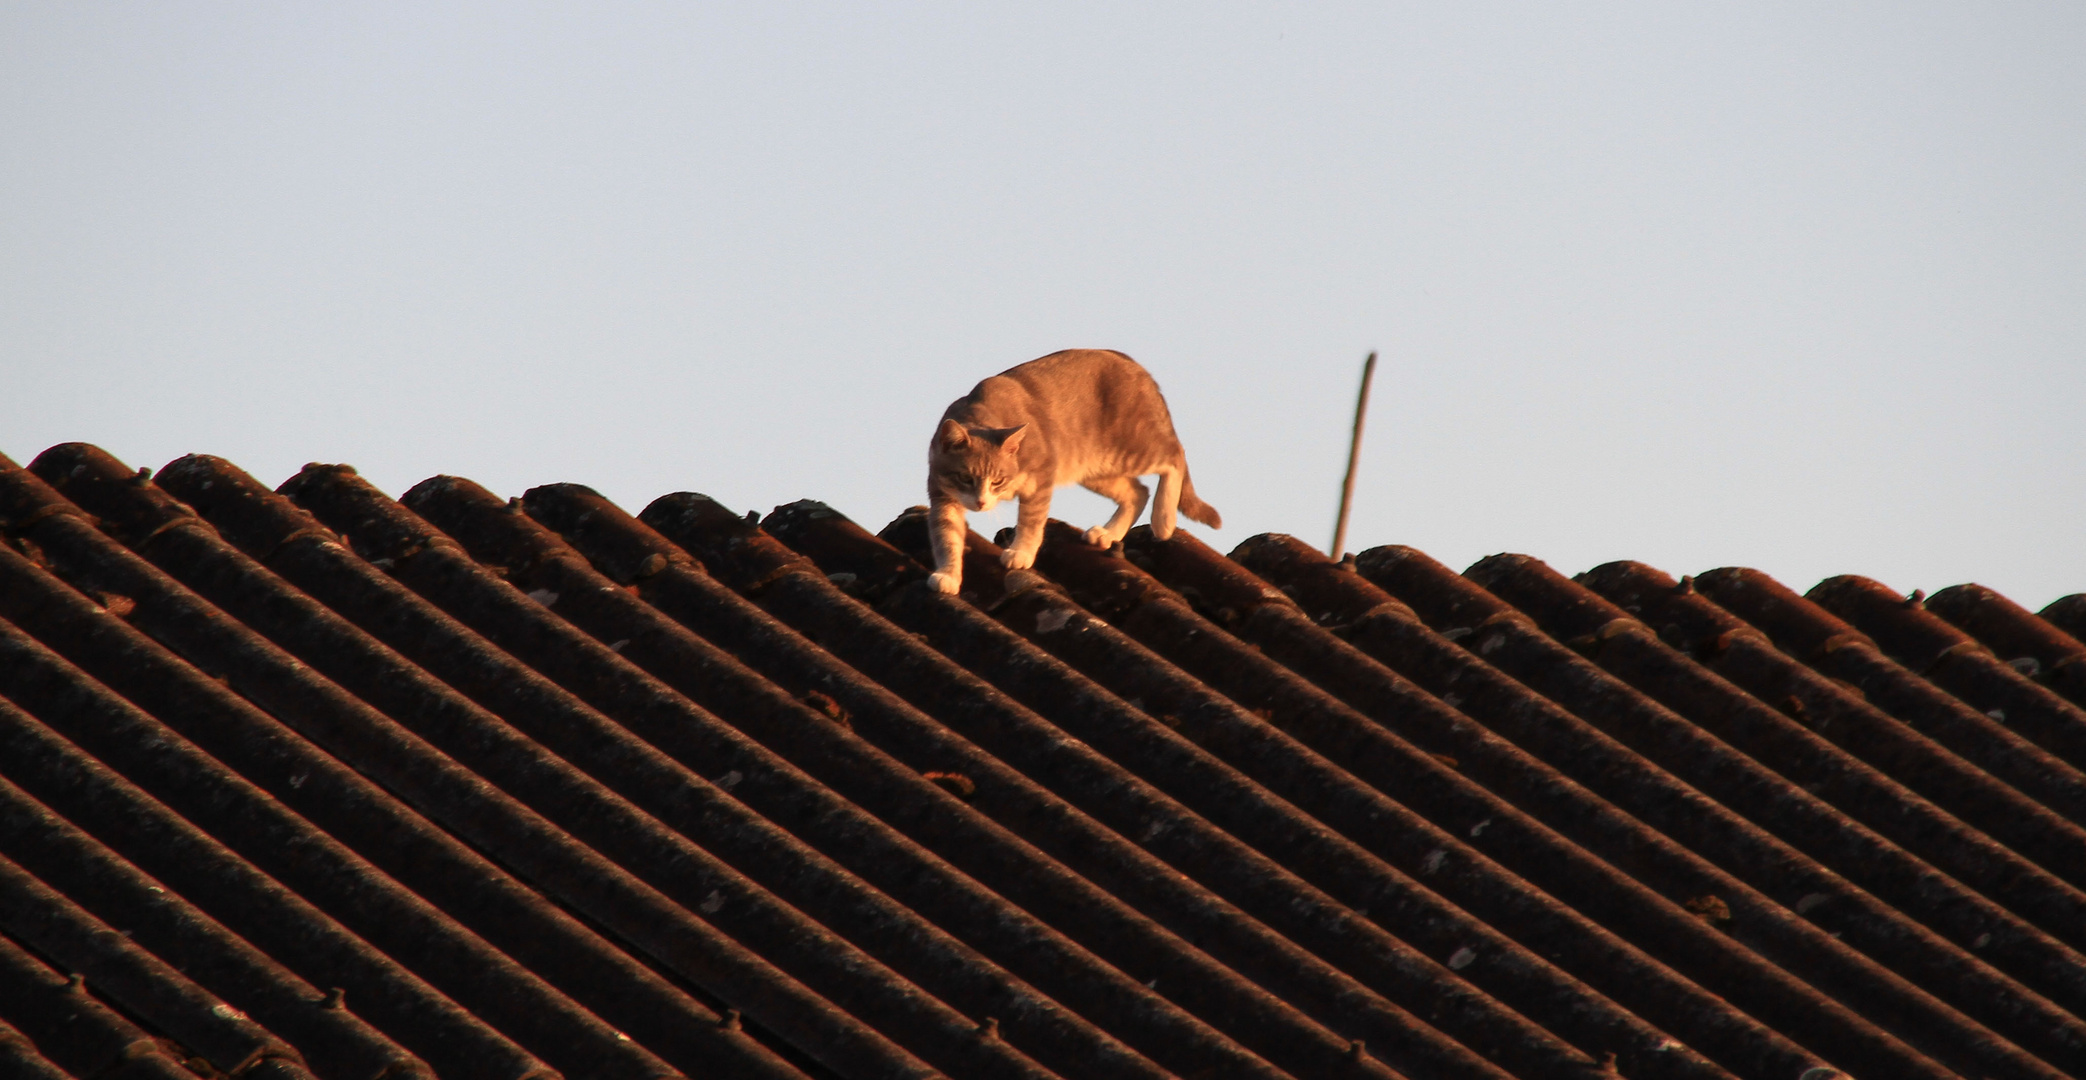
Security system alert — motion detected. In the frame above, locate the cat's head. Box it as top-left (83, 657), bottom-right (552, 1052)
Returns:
top-left (931, 419), bottom-right (1028, 512)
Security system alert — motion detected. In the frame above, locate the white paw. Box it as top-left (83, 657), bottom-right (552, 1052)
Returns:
top-left (1150, 522), bottom-right (1175, 541)
top-left (1083, 526), bottom-right (1112, 548)
top-left (927, 571), bottom-right (961, 595)
top-left (1001, 548), bottom-right (1034, 570)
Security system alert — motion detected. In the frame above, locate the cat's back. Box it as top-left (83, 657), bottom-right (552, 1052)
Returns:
top-left (979, 350), bottom-right (1183, 472)
top-left (996, 348), bottom-right (1152, 391)
top-left (987, 349), bottom-right (1164, 417)
top-left (947, 348), bottom-right (1177, 450)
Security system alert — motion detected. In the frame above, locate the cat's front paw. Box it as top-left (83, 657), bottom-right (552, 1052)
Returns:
top-left (1001, 548), bottom-right (1035, 570)
top-left (1083, 526), bottom-right (1112, 548)
top-left (927, 571), bottom-right (962, 595)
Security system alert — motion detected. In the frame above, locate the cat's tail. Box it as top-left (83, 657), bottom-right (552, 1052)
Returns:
top-left (1178, 471), bottom-right (1222, 529)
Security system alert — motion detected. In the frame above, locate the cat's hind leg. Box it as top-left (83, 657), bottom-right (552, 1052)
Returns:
top-left (1150, 467), bottom-right (1185, 540)
top-left (1002, 489), bottom-right (1052, 569)
top-left (1080, 475), bottom-right (1148, 547)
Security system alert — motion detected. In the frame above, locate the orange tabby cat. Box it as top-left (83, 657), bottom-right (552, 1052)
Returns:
top-left (926, 349), bottom-right (1221, 595)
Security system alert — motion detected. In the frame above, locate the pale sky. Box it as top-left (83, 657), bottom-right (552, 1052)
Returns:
top-left (4, 3), bottom-right (2081, 607)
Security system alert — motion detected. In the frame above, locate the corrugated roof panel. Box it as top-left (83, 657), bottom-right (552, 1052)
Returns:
top-left (2, 441), bottom-right (2081, 1080)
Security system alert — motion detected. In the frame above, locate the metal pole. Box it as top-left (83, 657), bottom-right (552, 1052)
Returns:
top-left (1330, 351), bottom-right (1378, 558)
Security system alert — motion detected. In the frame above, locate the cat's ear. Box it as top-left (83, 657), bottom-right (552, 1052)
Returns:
top-left (935, 418), bottom-right (970, 451)
top-left (999, 424), bottom-right (1029, 456)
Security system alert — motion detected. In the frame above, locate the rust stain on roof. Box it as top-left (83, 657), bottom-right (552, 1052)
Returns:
top-left (2, 442), bottom-right (2083, 1080)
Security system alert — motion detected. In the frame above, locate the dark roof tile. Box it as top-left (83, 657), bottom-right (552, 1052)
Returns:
top-left (269, 466), bottom-right (1057, 1080)
top-left (506, 488), bottom-right (1430, 1080)
top-left (410, 472), bottom-right (1297, 1080)
top-left (1693, 569), bottom-right (2086, 831)
top-left (1811, 575), bottom-right (2086, 775)
top-left (1247, 537), bottom-right (2084, 1078)
top-left (1588, 562), bottom-right (2086, 895)
top-left (0, 794), bottom-right (403, 1078)
top-left (5, 441), bottom-right (2084, 1080)
top-left (0, 924), bottom-right (201, 1080)
top-left (1467, 556), bottom-right (2086, 1022)
top-left (623, 491), bottom-right (1378, 1080)
top-left (0, 699), bottom-right (429, 1080)
top-left (2043, 593), bottom-right (2086, 645)
top-left (1354, 541), bottom-right (2086, 1077)
top-left (875, 521), bottom-right (1654, 1080)
top-left (138, 456), bottom-right (903, 1080)
top-left (0, 1014), bottom-right (77, 1080)
top-left (771, 503), bottom-right (1527, 1080)
top-left (0, 461), bottom-right (617, 1079)
top-left (1926, 583), bottom-right (2086, 710)
top-left (0, 844), bottom-right (311, 1080)
top-left (1111, 529), bottom-right (1928, 1080)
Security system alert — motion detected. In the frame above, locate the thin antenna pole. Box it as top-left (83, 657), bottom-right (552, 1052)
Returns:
top-left (1330, 351), bottom-right (1378, 558)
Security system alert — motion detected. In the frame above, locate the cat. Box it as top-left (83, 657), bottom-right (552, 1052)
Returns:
top-left (925, 348), bottom-right (1221, 595)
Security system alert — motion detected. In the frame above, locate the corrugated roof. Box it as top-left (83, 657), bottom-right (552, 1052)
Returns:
top-left (1, 441), bottom-right (2082, 1080)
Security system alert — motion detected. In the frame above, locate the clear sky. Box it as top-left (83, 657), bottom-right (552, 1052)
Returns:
top-left (4, 4), bottom-right (2081, 607)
